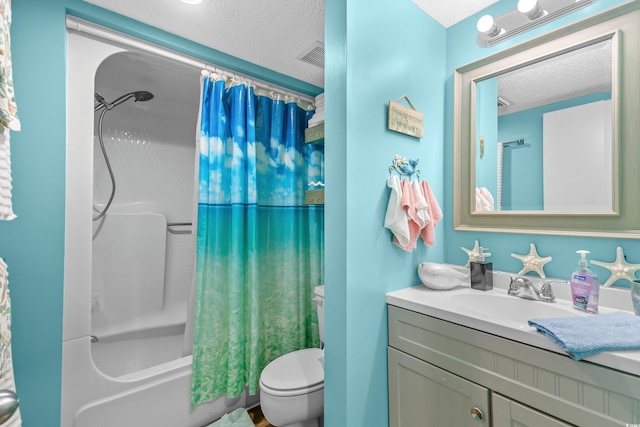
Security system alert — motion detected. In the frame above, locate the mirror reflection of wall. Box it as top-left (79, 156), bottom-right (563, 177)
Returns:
top-left (543, 99), bottom-right (612, 212)
top-left (474, 38), bottom-right (613, 212)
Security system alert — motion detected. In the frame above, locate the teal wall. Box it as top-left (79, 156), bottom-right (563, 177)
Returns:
top-left (444, 0), bottom-right (638, 284)
top-left (498, 92), bottom-right (611, 210)
top-left (4, 1), bottom-right (320, 425)
top-left (5, 2), bottom-right (67, 425)
top-left (324, 0), bottom-right (446, 425)
top-left (4, 0), bottom-right (638, 426)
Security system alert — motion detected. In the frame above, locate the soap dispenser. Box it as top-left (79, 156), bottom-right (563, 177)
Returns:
top-left (570, 250), bottom-right (599, 313)
top-left (470, 247), bottom-right (493, 291)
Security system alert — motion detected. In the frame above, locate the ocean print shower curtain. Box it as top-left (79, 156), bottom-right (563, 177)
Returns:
top-left (191, 75), bottom-right (324, 407)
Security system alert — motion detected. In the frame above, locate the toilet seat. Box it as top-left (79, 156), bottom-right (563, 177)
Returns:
top-left (259, 348), bottom-right (324, 397)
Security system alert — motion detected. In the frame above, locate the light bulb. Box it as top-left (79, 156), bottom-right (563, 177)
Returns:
top-left (477, 15), bottom-right (501, 38)
top-left (518, 0), bottom-right (545, 20)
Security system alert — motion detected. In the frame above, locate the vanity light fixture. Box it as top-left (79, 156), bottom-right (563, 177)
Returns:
top-left (477, 0), bottom-right (595, 47)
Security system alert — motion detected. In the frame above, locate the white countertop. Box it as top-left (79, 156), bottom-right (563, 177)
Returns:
top-left (386, 272), bottom-right (640, 377)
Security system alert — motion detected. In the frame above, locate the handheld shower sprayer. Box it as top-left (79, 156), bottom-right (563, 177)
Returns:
top-left (94, 91), bottom-right (154, 111)
top-left (93, 90), bottom-right (155, 221)
top-left (94, 93), bottom-right (109, 111)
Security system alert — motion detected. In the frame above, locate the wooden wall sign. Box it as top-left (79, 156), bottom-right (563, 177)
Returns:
top-left (388, 96), bottom-right (424, 139)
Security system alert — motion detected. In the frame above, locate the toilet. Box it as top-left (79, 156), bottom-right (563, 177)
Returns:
top-left (259, 285), bottom-right (325, 427)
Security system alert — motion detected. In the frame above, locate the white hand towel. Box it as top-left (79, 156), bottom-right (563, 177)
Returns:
top-left (384, 176), bottom-right (410, 248)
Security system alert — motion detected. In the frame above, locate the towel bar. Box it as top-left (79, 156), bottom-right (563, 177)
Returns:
top-left (167, 222), bottom-right (192, 227)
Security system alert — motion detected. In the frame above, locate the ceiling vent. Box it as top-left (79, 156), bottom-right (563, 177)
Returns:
top-left (297, 41), bottom-right (324, 68)
top-left (497, 95), bottom-right (513, 107)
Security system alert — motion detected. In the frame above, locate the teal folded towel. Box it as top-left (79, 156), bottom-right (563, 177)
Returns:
top-left (528, 311), bottom-right (640, 360)
top-left (207, 408), bottom-right (255, 427)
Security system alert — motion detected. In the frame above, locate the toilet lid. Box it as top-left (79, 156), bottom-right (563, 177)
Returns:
top-left (260, 348), bottom-right (324, 393)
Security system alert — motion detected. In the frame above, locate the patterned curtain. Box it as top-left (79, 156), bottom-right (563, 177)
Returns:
top-left (190, 76), bottom-right (324, 407)
top-left (0, 0), bottom-right (20, 221)
top-left (0, 259), bottom-right (21, 426)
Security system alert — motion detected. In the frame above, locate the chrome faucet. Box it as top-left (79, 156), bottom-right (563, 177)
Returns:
top-left (508, 276), bottom-right (564, 303)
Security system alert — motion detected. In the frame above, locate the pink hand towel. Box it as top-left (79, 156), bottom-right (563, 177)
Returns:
top-left (420, 180), bottom-right (443, 247)
top-left (480, 187), bottom-right (494, 211)
top-left (475, 187), bottom-right (494, 211)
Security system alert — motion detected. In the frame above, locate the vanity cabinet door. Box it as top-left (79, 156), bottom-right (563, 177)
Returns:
top-left (492, 393), bottom-right (574, 427)
top-left (388, 347), bottom-right (490, 427)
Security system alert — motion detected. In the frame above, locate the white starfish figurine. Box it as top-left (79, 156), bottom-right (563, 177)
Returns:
top-left (461, 240), bottom-right (483, 267)
top-left (591, 246), bottom-right (640, 287)
top-left (511, 243), bottom-right (552, 278)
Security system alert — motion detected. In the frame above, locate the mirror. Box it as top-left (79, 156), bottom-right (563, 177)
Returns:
top-left (475, 39), bottom-right (613, 213)
top-left (454, 3), bottom-right (640, 238)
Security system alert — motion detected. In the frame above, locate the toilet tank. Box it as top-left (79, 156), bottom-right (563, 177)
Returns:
top-left (313, 285), bottom-right (324, 344)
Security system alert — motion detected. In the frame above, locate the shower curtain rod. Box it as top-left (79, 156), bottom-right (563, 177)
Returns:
top-left (65, 15), bottom-right (315, 106)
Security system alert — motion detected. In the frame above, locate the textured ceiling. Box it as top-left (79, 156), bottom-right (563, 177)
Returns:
top-left (83, 0), bottom-right (498, 89)
top-left (498, 39), bottom-right (612, 115)
top-left (411, 0), bottom-right (501, 27)
top-left (84, 0), bottom-right (325, 87)
top-left (83, 0), bottom-right (603, 110)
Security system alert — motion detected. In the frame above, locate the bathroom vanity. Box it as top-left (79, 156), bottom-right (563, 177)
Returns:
top-left (387, 283), bottom-right (640, 427)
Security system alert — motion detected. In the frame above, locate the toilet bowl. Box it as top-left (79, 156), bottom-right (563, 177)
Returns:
top-left (259, 285), bottom-right (324, 427)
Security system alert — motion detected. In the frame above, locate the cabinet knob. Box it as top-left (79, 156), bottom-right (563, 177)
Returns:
top-left (470, 406), bottom-right (483, 421)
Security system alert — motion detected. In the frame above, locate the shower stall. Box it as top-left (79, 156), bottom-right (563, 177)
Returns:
top-left (63, 18), bottom-right (256, 426)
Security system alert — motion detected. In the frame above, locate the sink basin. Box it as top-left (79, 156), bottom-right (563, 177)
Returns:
top-left (451, 291), bottom-right (585, 326)
top-left (387, 264), bottom-right (640, 374)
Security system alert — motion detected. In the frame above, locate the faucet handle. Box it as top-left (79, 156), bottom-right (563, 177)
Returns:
top-left (507, 275), bottom-right (520, 295)
top-left (540, 280), bottom-right (565, 303)
top-left (508, 276), bottom-right (529, 296)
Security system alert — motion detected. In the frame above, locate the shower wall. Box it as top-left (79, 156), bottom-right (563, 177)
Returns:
top-left (92, 52), bottom-right (201, 336)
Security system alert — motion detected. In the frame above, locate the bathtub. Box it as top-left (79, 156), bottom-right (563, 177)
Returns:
top-left (91, 324), bottom-right (186, 378)
top-left (63, 327), bottom-right (257, 427)
top-left (65, 283), bottom-right (257, 427)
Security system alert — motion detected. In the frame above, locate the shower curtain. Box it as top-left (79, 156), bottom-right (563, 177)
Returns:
top-left (191, 76), bottom-right (324, 407)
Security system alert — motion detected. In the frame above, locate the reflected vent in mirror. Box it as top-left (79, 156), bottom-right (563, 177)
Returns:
top-left (497, 95), bottom-right (513, 107)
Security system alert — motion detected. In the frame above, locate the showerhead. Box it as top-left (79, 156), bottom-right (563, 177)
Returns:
top-left (133, 91), bottom-right (154, 102)
top-left (94, 91), bottom-right (154, 111)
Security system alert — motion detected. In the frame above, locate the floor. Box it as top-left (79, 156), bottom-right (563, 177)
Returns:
top-left (247, 406), bottom-right (274, 427)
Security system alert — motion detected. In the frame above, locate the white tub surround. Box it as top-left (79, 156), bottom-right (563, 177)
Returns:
top-left (63, 19), bottom-right (257, 427)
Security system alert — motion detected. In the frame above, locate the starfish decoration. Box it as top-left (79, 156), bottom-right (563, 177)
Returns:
top-left (511, 243), bottom-right (552, 278)
top-left (591, 246), bottom-right (640, 287)
top-left (461, 240), bottom-right (484, 267)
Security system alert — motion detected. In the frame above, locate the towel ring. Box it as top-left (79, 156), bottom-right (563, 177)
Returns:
top-left (388, 155), bottom-right (420, 180)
